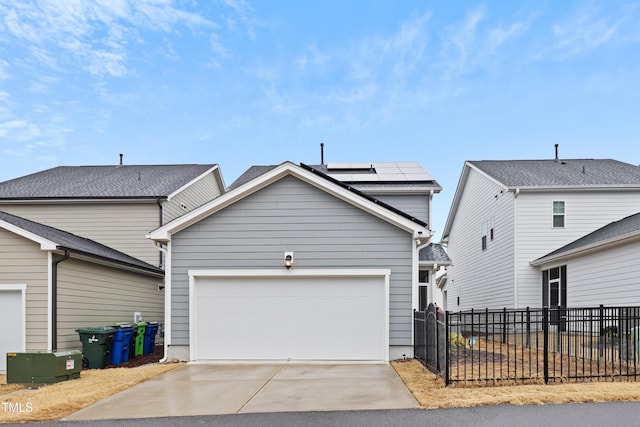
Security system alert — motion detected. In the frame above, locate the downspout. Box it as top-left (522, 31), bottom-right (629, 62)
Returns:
top-left (513, 188), bottom-right (520, 308)
top-left (157, 198), bottom-right (164, 267)
top-left (52, 249), bottom-right (71, 350)
top-left (155, 242), bottom-right (170, 363)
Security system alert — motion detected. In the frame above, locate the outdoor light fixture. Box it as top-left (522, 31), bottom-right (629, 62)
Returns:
top-left (284, 252), bottom-right (294, 269)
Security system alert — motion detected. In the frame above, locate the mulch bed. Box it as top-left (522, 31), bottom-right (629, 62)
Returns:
top-left (104, 345), bottom-right (164, 369)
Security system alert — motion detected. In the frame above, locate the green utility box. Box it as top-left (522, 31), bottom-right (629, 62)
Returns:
top-left (6, 350), bottom-right (82, 384)
top-left (76, 326), bottom-right (115, 369)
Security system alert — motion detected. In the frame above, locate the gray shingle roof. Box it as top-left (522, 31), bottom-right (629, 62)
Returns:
top-left (228, 165), bottom-right (278, 190)
top-left (470, 159), bottom-right (640, 188)
top-left (0, 164), bottom-right (217, 199)
top-left (0, 211), bottom-right (163, 274)
top-left (535, 212), bottom-right (640, 262)
top-left (419, 243), bottom-right (452, 263)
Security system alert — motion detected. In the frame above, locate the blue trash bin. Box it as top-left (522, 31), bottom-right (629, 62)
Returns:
top-left (109, 324), bottom-right (134, 365)
top-left (143, 321), bottom-right (159, 355)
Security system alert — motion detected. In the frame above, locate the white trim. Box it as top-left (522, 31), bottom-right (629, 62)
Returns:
top-left (161, 241), bottom-right (172, 362)
top-left (47, 252), bottom-right (53, 351)
top-left (149, 162), bottom-right (428, 242)
top-left (188, 268), bottom-right (390, 362)
top-left (0, 219), bottom-right (57, 250)
top-left (167, 165), bottom-right (225, 201)
top-left (0, 284), bottom-right (27, 355)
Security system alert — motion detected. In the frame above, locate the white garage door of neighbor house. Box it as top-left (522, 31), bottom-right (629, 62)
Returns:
top-left (0, 289), bottom-right (25, 372)
top-left (192, 275), bottom-right (388, 361)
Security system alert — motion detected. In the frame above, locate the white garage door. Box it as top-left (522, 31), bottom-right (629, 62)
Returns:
top-left (0, 288), bottom-right (26, 372)
top-left (191, 272), bottom-right (388, 361)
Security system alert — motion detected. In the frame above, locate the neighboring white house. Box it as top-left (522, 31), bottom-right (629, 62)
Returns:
top-left (441, 155), bottom-right (640, 311)
top-left (148, 162), bottom-right (437, 362)
top-left (531, 212), bottom-right (640, 307)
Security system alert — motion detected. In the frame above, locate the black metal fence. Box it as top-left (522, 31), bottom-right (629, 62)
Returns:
top-left (415, 305), bottom-right (640, 385)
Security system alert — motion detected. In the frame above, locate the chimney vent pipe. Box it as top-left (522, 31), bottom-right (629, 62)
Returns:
top-left (119, 153), bottom-right (123, 166)
top-left (554, 144), bottom-right (559, 161)
top-left (320, 143), bottom-right (325, 167)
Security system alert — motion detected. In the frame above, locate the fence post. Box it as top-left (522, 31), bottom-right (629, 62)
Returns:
top-left (445, 310), bottom-right (450, 386)
top-left (502, 307), bottom-right (507, 344)
top-left (543, 306), bottom-right (549, 384)
top-left (526, 307), bottom-right (531, 348)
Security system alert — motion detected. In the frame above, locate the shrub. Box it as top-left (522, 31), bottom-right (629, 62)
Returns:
top-left (449, 332), bottom-right (466, 353)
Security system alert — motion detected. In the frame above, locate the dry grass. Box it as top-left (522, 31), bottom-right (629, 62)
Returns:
top-left (0, 362), bottom-right (182, 423)
top-left (392, 359), bottom-right (640, 409)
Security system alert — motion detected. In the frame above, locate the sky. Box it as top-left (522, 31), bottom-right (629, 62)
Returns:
top-left (1, 1), bottom-right (640, 240)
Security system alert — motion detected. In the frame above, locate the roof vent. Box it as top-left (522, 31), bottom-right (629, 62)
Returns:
top-left (320, 143), bottom-right (325, 168)
top-left (554, 144), bottom-right (559, 162)
top-left (119, 153), bottom-right (124, 166)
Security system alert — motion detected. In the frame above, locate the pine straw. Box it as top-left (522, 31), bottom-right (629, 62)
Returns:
top-left (0, 362), bottom-right (182, 423)
top-left (391, 359), bottom-right (640, 409)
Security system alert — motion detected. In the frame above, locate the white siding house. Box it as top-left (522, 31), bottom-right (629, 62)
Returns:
top-left (442, 157), bottom-right (640, 311)
top-left (531, 212), bottom-right (640, 307)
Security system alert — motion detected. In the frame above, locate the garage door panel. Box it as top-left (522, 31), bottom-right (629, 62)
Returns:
top-left (193, 275), bottom-right (386, 361)
top-left (0, 290), bottom-right (25, 372)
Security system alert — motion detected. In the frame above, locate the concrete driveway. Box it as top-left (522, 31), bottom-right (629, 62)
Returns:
top-left (64, 362), bottom-right (418, 420)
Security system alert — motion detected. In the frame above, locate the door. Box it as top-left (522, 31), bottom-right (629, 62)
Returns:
top-left (191, 273), bottom-right (388, 361)
top-left (0, 287), bottom-right (26, 372)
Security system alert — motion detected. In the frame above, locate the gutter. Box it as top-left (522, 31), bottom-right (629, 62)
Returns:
top-left (51, 249), bottom-right (71, 350)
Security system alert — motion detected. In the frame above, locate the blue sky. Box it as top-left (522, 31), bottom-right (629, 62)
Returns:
top-left (1, 1), bottom-right (639, 239)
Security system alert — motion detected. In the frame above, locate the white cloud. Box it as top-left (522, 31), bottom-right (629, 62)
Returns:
top-left (552, 11), bottom-right (623, 56)
top-left (0, 59), bottom-right (10, 79)
top-left (0, 0), bottom-right (222, 78)
top-left (0, 119), bottom-right (40, 141)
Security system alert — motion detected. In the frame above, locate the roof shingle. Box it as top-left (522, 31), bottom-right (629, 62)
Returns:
top-left (0, 164), bottom-right (217, 199)
top-left (470, 159), bottom-right (640, 188)
top-left (0, 211), bottom-right (163, 274)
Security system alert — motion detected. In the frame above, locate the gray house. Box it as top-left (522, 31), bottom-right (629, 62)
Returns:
top-left (148, 162), bottom-right (434, 362)
top-left (0, 211), bottom-right (164, 372)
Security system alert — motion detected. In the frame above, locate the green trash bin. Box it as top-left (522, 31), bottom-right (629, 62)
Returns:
top-left (76, 327), bottom-right (115, 369)
top-left (134, 321), bottom-right (147, 357)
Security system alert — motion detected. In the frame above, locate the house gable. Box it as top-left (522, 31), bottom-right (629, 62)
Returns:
top-left (149, 162), bottom-right (429, 242)
top-left (164, 172), bottom-right (420, 359)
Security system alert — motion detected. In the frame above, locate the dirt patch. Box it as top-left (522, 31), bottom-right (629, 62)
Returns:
top-left (392, 359), bottom-right (640, 409)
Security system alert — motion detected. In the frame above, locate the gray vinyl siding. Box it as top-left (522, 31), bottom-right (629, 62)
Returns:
top-left (515, 190), bottom-right (640, 308)
top-left (163, 172), bottom-right (224, 223)
top-left (0, 203), bottom-right (161, 266)
top-left (0, 229), bottom-right (48, 351)
top-left (562, 241), bottom-right (640, 306)
top-left (445, 168), bottom-right (515, 310)
top-left (56, 258), bottom-right (164, 351)
top-left (170, 175), bottom-right (414, 346)
top-left (367, 194), bottom-right (429, 225)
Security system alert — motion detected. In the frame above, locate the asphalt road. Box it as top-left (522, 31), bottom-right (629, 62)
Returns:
top-left (6, 402), bottom-right (640, 427)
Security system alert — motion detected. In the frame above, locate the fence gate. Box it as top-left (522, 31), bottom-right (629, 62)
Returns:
top-left (414, 303), bottom-right (446, 375)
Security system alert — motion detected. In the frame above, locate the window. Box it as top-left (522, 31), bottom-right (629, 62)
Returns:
top-left (419, 270), bottom-right (429, 283)
top-left (553, 201), bottom-right (565, 228)
top-left (481, 222), bottom-right (487, 250)
top-left (490, 216), bottom-right (495, 240)
top-left (542, 265), bottom-right (567, 331)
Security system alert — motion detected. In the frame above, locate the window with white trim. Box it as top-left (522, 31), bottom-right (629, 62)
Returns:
top-left (553, 201), bottom-right (565, 228)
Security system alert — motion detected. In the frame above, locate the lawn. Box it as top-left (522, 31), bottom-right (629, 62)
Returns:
top-left (0, 363), bottom-right (182, 423)
top-left (392, 359), bottom-right (640, 409)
